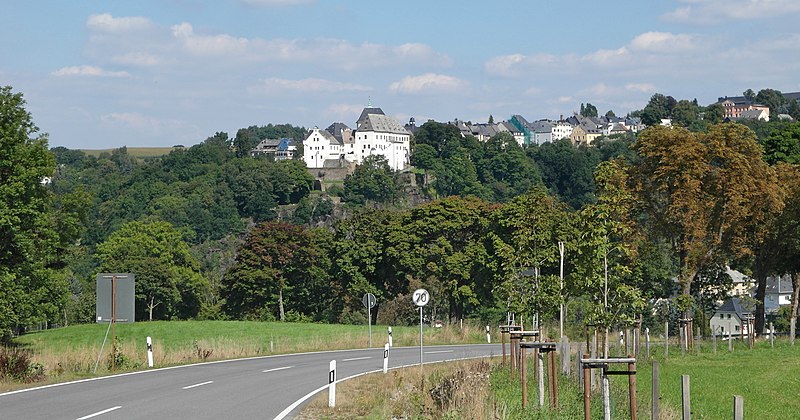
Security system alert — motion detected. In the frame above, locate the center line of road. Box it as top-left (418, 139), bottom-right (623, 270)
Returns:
top-left (425, 350), bottom-right (454, 354)
top-left (76, 406), bottom-right (122, 420)
top-left (182, 380), bottom-right (213, 389)
top-left (342, 356), bottom-right (372, 362)
top-left (262, 366), bottom-right (293, 373)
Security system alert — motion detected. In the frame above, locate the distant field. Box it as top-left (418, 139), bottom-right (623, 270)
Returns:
top-left (81, 147), bottom-right (177, 158)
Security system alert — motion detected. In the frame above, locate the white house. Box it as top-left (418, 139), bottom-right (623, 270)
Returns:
top-left (710, 297), bottom-right (752, 337)
top-left (303, 127), bottom-right (343, 169)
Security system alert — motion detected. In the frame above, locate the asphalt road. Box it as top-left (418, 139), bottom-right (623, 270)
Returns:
top-left (0, 344), bottom-right (501, 419)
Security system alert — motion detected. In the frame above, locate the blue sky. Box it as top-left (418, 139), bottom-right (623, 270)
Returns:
top-left (3, 0), bottom-right (800, 149)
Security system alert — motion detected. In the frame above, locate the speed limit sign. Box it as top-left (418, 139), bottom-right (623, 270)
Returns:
top-left (412, 288), bottom-right (429, 307)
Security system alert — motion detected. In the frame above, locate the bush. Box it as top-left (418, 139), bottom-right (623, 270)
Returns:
top-left (0, 347), bottom-right (46, 383)
top-left (377, 294), bottom-right (418, 326)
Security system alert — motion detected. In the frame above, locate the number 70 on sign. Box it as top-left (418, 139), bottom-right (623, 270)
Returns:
top-left (412, 289), bottom-right (429, 307)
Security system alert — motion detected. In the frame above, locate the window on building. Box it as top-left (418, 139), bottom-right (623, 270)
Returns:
top-left (735, 325), bottom-right (740, 331)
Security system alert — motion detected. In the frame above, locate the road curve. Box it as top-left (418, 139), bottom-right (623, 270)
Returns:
top-left (0, 344), bottom-right (501, 419)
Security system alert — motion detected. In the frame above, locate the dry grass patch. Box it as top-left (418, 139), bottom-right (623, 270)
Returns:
top-left (297, 358), bottom-right (495, 419)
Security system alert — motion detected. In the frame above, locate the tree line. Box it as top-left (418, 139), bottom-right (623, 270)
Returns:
top-left (3, 84), bottom-right (800, 341)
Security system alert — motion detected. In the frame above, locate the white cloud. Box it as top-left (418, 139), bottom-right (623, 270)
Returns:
top-left (389, 73), bottom-right (468, 94)
top-left (629, 32), bottom-right (698, 53)
top-left (87, 14), bottom-right (152, 32)
top-left (662, 0), bottom-right (800, 24)
top-left (171, 23), bottom-right (250, 56)
top-left (52, 65), bottom-right (130, 77)
top-left (484, 54), bottom-right (526, 76)
top-left (251, 77), bottom-right (371, 93)
top-left (392, 43), bottom-right (452, 66)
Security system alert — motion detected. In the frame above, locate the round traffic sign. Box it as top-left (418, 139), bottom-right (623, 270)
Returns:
top-left (363, 293), bottom-right (376, 309)
top-left (412, 288), bottom-right (429, 307)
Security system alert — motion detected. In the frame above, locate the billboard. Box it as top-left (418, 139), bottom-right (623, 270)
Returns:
top-left (95, 273), bottom-right (135, 323)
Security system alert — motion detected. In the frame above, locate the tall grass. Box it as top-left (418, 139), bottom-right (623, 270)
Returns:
top-left (298, 359), bottom-right (495, 419)
top-left (2, 320), bottom-right (487, 391)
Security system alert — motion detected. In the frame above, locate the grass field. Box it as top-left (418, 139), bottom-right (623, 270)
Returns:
top-left (3, 320), bottom-right (485, 392)
top-left (80, 147), bottom-right (176, 158)
top-left (634, 339), bottom-right (800, 419)
top-left (297, 335), bottom-right (800, 419)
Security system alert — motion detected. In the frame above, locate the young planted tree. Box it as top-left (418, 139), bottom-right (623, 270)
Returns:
top-left (491, 187), bottom-right (570, 327)
top-left (573, 160), bottom-right (643, 356)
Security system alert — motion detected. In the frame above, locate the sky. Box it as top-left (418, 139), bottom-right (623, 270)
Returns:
top-left (3, 0), bottom-right (800, 150)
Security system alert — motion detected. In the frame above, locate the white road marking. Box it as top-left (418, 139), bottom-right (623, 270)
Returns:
top-left (263, 366), bottom-right (293, 373)
top-left (425, 350), bottom-right (454, 354)
top-left (76, 406), bottom-right (122, 419)
top-left (342, 356), bottom-right (371, 362)
top-left (182, 380), bottom-right (213, 389)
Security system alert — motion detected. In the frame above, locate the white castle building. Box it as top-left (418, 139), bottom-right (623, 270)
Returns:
top-left (303, 106), bottom-right (411, 171)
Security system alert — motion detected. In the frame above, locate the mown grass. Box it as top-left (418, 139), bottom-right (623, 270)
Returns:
top-left (3, 321), bottom-right (486, 392)
top-left (635, 338), bottom-right (800, 419)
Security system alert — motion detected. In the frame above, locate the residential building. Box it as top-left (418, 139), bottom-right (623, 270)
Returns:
top-left (710, 297), bottom-right (752, 337)
top-left (717, 96), bottom-right (770, 121)
top-left (250, 138), bottom-right (296, 160)
top-left (760, 275), bottom-right (793, 316)
top-left (303, 127), bottom-right (345, 169)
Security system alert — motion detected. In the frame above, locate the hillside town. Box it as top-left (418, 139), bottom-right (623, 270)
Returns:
top-left (250, 91), bottom-right (800, 173)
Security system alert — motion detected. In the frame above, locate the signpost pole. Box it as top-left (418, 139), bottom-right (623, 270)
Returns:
top-left (419, 306), bottom-right (423, 366)
top-left (368, 302), bottom-right (372, 348)
top-left (412, 288), bottom-right (429, 368)
top-left (111, 275), bottom-right (116, 370)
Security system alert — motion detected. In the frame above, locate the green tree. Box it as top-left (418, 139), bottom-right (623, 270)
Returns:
top-left (97, 221), bottom-right (208, 320)
top-left (580, 103), bottom-right (598, 118)
top-left (491, 187), bottom-right (570, 323)
top-left (762, 122), bottom-right (800, 164)
top-left (221, 221), bottom-right (319, 321)
top-left (477, 132), bottom-right (542, 202)
top-left (641, 93), bottom-right (672, 126)
top-left (672, 99), bottom-right (698, 128)
top-left (0, 86), bottom-right (71, 339)
top-left (743, 89), bottom-right (756, 102)
top-left (574, 160), bottom-right (644, 354)
top-left (756, 88), bottom-right (785, 115)
top-left (386, 196), bottom-right (496, 321)
top-left (343, 155), bottom-right (398, 205)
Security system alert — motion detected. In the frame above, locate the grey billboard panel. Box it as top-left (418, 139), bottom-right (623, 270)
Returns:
top-left (96, 273), bottom-right (136, 323)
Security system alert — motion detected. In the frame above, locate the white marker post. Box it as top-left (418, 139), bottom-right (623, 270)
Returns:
top-left (413, 288), bottom-right (430, 367)
top-left (383, 343), bottom-right (389, 374)
top-left (486, 325), bottom-right (491, 343)
top-left (328, 360), bottom-right (336, 408)
top-left (388, 326), bottom-right (393, 347)
top-left (146, 336), bottom-right (154, 368)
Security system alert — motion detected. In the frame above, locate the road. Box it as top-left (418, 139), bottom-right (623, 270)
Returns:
top-left (0, 344), bottom-right (501, 419)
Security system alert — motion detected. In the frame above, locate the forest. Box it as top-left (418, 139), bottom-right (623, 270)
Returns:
top-left (4, 85), bottom-right (800, 341)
